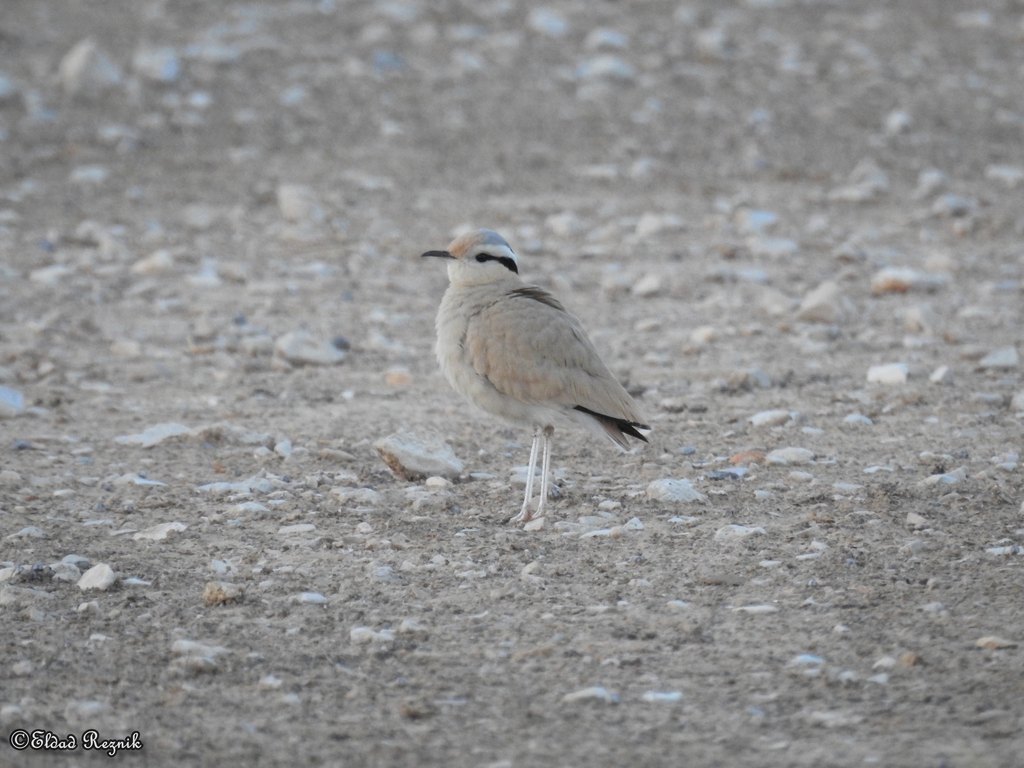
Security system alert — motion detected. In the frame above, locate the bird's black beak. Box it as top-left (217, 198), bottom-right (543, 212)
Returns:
top-left (421, 250), bottom-right (455, 260)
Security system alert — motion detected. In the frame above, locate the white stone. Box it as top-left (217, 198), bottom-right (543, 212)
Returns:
top-left (984, 165), bottom-right (1024, 189)
top-left (646, 479), bottom-right (707, 503)
top-left (545, 211), bottom-right (584, 237)
top-left (766, 447), bottom-right (815, 465)
top-left (277, 184), bottom-right (323, 222)
top-left (562, 686), bottom-right (619, 704)
top-left (0, 386), bottom-right (25, 418)
top-left (631, 273), bottom-right (664, 298)
top-left (929, 365), bottom-right (953, 385)
top-left (843, 413), bottom-right (873, 426)
top-left (349, 627), bottom-right (395, 644)
top-left (527, 8), bottom-right (569, 37)
top-left (374, 431), bottom-right (464, 480)
top-left (978, 348), bottom-right (1018, 370)
top-left (77, 563), bottom-right (118, 592)
top-left (274, 331), bottom-right (345, 366)
top-left (867, 363), bottom-right (908, 385)
top-left (133, 46), bottom-right (180, 82)
top-left (641, 691), bottom-right (683, 703)
top-left (59, 38), bottom-right (122, 95)
top-left (732, 604), bottom-right (779, 614)
top-left (635, 212), bottom-right (684, 238)
top-left (115, 422), bottom-right (191, 448)
top-left (749, 409), bottom-right (792, 427)
top-left (132, 522), bottom-right (187, 541)
top-left (796, 280), bottom-right (842, 323)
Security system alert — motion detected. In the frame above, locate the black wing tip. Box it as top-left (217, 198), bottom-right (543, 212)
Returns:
top-left (574, 405), bottom-right (650, 443)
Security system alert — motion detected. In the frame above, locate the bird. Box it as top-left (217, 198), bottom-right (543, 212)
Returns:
top-left (422, 228), bottom-right (649, 523)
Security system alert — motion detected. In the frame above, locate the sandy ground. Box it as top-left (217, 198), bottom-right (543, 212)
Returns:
top-left (1, 0), bottom-right (1023, 766)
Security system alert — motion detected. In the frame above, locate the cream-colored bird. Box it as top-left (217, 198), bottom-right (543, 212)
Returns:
top-left (422, 229), bottom-right (649, 523)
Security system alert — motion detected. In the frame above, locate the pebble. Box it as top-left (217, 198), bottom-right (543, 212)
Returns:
top-left (374, 431), bottom-right (464, 480)
top-left (274, 331), bottom-right (345, 366)
top-left (978, 348), bottom-right (1018, 370)
top-left (984, 165), bottom-right (1024, 189)
top-left (796, 281), bottom-right (843, 323)
top-left (732, 450), bottom-right (767, 465)
top-left (641, 691), bottom-right (683, 703)
top-left (732, 604), bottom-right (779, 614)
top-left (867, 363), bottom-right (908, 385)
top-left (278, 523), bottom-right (315, 535)
top-left (975, 636), bottom-right (1017, 650)
top-left (527, 8), bottom-right (569, 37)
top-left (77, 563), bottom-right (118, 591)
top-left (576, 56), bottom-right (636, 83)
top-left (5, 526), bottom-right (46, 540)
top-left (59, 39), bottom-right (122, 96)
top-left (749, 410), bottom-right (791, 427)
top-left (297, 592), bottom-right (328, 604)
top-left (133, 46), bottom-right (180, 82)
top-left (132, 522), bottom-right (188, 541)
top-left (170, 639), bottom-right (231, 671)
top-left (906, 513), bottom-right (928, 528)
top-left (0, 385), bottom-right (24, 418)
top-left (630, 273), bottom-right (664, 298)
top-left (350, 626), bottom-right (395, 644)
top-left (871, 267), bottom-right (947, 294)
top-left (843, 413), bottom-right (873, 426)
top-left (258, 675), bottom-right (283, 691)
top-left (277, 184), bottom-right (323, 222)
top-left (829, 159), bottom-right (888, 202)
top-left (929, 365), bottom-right (953, 385)
top-left (274, 439), bottom-right (293, 458)
top-left (766, 447), bottom-right (815, 465)
top-left (203, 581), bottom-right (244, 605)
top-left (115, 422), bottom-right (191, 448)
top-left (198, 471), bottom-right (275, 495)
top-left (562, 686), bottom-right (619, 704)
top-left (714, 525), bottom-right (766, 541)
top-left (646, 479), bottom-right (707, 503)
top-left (635, 212), bottom-right (684, 238)
top-left (789, 471), bottom-right (814, 483)
top-left (913, 169), bottom-right (947, 199)
top-left (545, 212), bottom-right (584, 237)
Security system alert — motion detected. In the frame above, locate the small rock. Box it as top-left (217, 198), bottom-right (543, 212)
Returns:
top-left (0, 386), bottom-right (24, 418)
top-left (277, 184), bottom-right (323, 222)
top-left (796, 280), bottom-right (843, 323)
top-left (77, 563), bottom-right (118, 592)
top-left (5, 526), bottom-right (46, 540)
top-left (527, 8), bottom-right (569, 37)
top-left (132, 522), bottom-right (187, 541)
top-left (906, 512), bottom-right (928, 529)
top-left (867, 363), bottom-right (908, 385)
top-left (913, 169), bottom-right (947, 199)
top-left (828, 158), bottom-right (888, 202)
top-left (843, 413), bottom-right (873, 426)
top-left (635, 212), bottom-right (684, 238)
top-left (929, 365), bottom-right (953, 385)
top-left (731, 450), bottom-right (767, 465)
top-left (115, 422), bottom-right (191, 448)
top-left (274, 331), bottom-right (345, 366)
top-left (59, 38), bottom-right (122, 96)
top-left (203, 581), bottom-right (244, 605)
top-left (749, 410), bottom-right (792, 427)
top-left (984, 165), bottom-right (1024, 189)
top-left (133, 46), bottom-right (180, 82)
top-left (975, 636), bottom-right (1017, 650)
top-left (11, 660), bottom-right (34, 677)
top-left (374, 431), bottom-right (463, 480)
top-left (732, 604), bottom-right (779, 614)
top-left (871, 267), bottom-right (947, 294)
top-left (274, 439), bottom-right (293, 458)
top-left (170, 639), bottom-right (231, 671)
top-left (689, 326), bottom-right (717, 344)
top-left (278, 523), bottom-right (316, 535)
top-left (766, 447), bottom-right (815, 465)
top-left (631, 273), bottom-right (664, 298)
top-left (562, 686), bottom-right (619, 704)
top-left (646, 479), bottom-right (707, 503)
top-left (384, 367), bottom-right (413, 386)
top-left (257, 675), bottom-right (283, 691)
top-left (641, 691), bottom-right (683, 703)
top-left (714, 524), bottom-right (766, 541)
top-left (576, 56), bottom-right (636, 82)
top-left (545, 211), bottom-right (584, 237)
top-left (789, 471), bottom-right (814, 483)
top-left (350, 626), bottom-right (395, 644)
top-left (297, 592), bottom-right (327, 604)
top-left (884, 110), bottom-right (912, 136)
top-left (978, 348), bottom-right (1018, 370)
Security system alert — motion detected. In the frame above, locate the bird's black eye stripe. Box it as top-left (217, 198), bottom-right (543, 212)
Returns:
top-left (475, 253), bottom-right (518, 274)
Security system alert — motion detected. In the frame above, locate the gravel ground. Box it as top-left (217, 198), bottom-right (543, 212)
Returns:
top-left (1, 1), bottom-right (1023, 766)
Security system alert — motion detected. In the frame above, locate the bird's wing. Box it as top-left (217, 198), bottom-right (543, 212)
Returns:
top-left (465, 287), bottom-right (646, 426)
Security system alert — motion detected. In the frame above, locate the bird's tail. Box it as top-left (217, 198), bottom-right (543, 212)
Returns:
top-left (573, 406), bottom-right (650, 451)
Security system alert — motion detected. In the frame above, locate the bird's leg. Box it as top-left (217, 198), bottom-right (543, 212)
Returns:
top-left (511, 426), bottom-right (541, 523)
top-left (535, 426), bottom-right (554, 519)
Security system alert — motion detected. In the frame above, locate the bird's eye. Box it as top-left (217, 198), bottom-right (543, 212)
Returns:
top-left (475, 253), bottom-right (492, 262)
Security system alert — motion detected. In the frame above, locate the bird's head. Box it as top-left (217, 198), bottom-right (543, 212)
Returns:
top-left (421, 229), bottom-right (519, 286)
